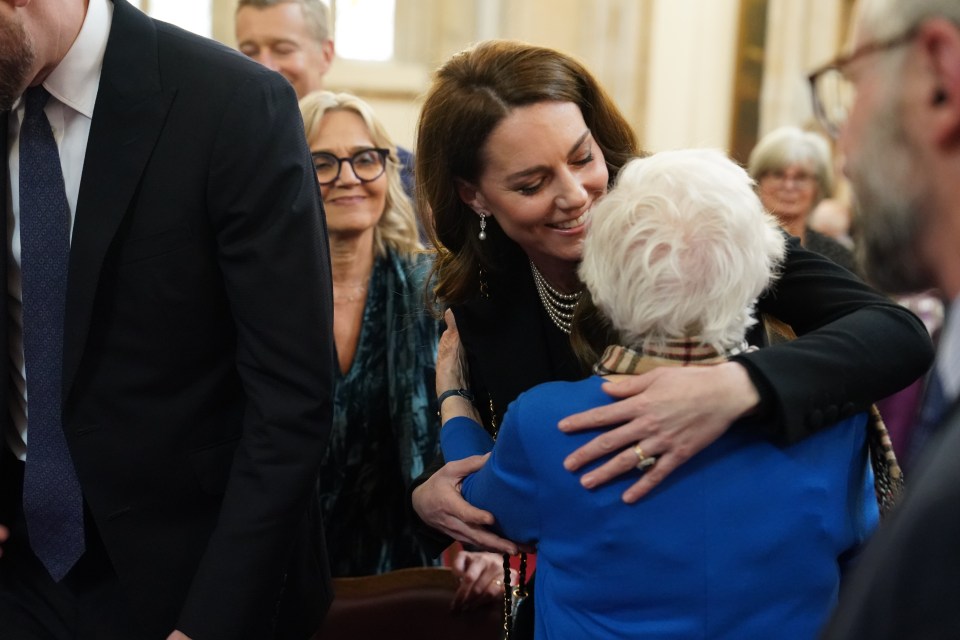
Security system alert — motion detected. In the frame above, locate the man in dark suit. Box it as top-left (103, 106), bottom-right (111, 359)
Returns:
top-left (0, 1), bottom-right (334, 638)
top-left (814, 0), bottom-right (960, 637)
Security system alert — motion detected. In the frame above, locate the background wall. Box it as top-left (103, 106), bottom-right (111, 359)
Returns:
top-left (154, 0), bottom-right (853, 157)
top-left (644, 0), bottom-right (740, 152)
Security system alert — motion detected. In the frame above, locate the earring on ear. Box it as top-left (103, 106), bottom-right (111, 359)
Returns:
top-left (477, 212), bottom-right (488, 241)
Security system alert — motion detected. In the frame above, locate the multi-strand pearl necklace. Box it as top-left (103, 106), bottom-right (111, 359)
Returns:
top-left (530, 260), bottom-right (582, 334)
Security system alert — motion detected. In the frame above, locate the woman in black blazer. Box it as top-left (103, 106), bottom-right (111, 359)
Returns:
top-left (409, 41), bottom-right (933, 633)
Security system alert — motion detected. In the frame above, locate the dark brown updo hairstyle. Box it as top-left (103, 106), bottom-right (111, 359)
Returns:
top-left (415, 40), bottom-right (641, 307)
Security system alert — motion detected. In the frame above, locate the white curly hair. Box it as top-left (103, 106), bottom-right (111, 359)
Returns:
top-left (579, 148), bottom-right (786, 351)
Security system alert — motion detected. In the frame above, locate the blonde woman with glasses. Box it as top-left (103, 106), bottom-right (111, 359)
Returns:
top-left (299, 91), bottom-right (504, 606)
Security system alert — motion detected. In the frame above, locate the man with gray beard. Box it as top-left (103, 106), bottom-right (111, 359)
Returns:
top-left (812, 0), bottom-right (960, 637)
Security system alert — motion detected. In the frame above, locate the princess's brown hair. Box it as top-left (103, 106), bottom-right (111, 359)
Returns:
top-left (415, 40), bottom-right (641, 307)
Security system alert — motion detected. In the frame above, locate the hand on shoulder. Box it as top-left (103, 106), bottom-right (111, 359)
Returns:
top-left (559, 362), bottom-right (759, 502)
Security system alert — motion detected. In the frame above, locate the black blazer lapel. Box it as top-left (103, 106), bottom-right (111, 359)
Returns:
top-left (456, 260), bottom-right (583, 426)
top-left (63, 0), bottom-right (175, 402)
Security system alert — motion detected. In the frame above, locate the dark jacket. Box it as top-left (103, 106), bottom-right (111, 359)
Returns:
top-left (0, 2), bottom-right (335, 637)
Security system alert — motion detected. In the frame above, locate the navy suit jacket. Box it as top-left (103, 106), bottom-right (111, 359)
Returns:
top-left (822, 397), bottom-right (960, 639)
top-left (0, 2), bottom-right (334, 638)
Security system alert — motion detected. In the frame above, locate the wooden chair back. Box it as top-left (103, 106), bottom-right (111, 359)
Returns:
top-left (313, 567), bottom-right (502, 640)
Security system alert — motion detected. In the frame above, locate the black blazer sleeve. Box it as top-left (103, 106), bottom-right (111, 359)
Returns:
top-left (410, 228), bottom-right (933, 555)
top-left (733, 235), bottom-right (933, 442)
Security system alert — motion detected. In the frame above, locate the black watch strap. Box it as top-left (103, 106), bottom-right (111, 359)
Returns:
top-left (437, 388), bottom-right (474, 408)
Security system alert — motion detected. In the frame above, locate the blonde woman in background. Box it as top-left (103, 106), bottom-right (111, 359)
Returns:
top-left (299, 91), bottom-right (504, 605)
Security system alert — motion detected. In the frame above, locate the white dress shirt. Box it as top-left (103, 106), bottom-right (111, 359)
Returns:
top-left (4, 0), bottom-right (112, 459)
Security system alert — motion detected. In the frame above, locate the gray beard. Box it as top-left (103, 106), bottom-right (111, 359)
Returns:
top-left (849, 90), bottom-right (935, 295)
top-left (855, 192), bottom-right (934, 294)
top-left (0, 19), bottom-right (34, 112)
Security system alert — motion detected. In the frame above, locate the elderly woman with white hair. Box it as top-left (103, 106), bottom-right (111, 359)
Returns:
top-left (436, 149), bottom-right (879, 639)
top-left (748, 125), bottom-right (857, 273)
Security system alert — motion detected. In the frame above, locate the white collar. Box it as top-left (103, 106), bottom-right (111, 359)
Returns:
top-left (43, 0), bottom-right (113, 118)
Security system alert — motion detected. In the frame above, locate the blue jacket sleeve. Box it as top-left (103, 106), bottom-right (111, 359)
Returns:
top-left (441, 409), bottom-right (540, 543)
top-left (440, 416), bottom-right (495, 460)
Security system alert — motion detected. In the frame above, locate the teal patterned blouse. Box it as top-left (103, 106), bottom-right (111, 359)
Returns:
top-left (317, 249), bottom-right (441, 576)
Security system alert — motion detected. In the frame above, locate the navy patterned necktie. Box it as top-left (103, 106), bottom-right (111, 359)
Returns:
top-left (19, 86), bottom-right (85, 582)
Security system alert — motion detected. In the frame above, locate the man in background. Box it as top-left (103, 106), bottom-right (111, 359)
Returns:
top-left (235, 0), bottom-right (416, 197)
top-left (235, 0), bottom-right (335, 100)
top-left (815, 0), bottom-right (960, 636)
top-left (0, 0), bottom-right (335, 638)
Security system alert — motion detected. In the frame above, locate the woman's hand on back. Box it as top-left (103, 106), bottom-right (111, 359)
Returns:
top-left (559, 362), bottom-right (759, 502)
top-left (427, 310), bottom-right (513, 550)
top-left (412, 454), bottom-right (519, 555)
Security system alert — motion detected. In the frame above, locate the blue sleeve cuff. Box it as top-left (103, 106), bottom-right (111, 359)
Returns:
top-left (440, 416), bottom-right (495, 461)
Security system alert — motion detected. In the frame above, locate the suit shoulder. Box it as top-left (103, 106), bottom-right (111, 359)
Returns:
top-left (152, 20), bottom-right (288, 91)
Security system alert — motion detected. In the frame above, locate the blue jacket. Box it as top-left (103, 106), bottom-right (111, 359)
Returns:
top-left (442, 376), bottom-right (878, 639)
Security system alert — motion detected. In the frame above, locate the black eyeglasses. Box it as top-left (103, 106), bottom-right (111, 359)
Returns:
top-left (311, 148), bottom-right (389, 186)
top-left (807, 27), bottom-right (918, 138)
top-left (761, 169), bottom-right (817, 190)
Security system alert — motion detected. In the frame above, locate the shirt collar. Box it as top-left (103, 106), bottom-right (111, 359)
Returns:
top-left (43, 0), bottom-right (112, 118)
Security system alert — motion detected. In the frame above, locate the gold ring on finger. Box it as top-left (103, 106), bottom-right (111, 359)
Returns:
top-left (633, 443), bottom-right (656, 470)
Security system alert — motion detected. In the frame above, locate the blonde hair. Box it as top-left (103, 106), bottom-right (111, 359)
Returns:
top-left (580, 149), bottom-right (786, 351)
top-left (299, 91), bottom-right (420, 257)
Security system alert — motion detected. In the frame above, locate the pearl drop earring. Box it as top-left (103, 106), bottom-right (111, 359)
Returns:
top-left (478, 213), bottom-right (488, 241)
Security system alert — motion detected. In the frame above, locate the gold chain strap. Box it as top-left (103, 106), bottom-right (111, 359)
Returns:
top-left (479, 266), bottom-right (490, 299)
top-left (488, 393), bottom-right (499, 440)
top-left (501, 551), bottom-right (528, 639)
top-left (501, 554), bottom-right (512, 638)
top-left (488, 392), bottom-right (528, 639)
